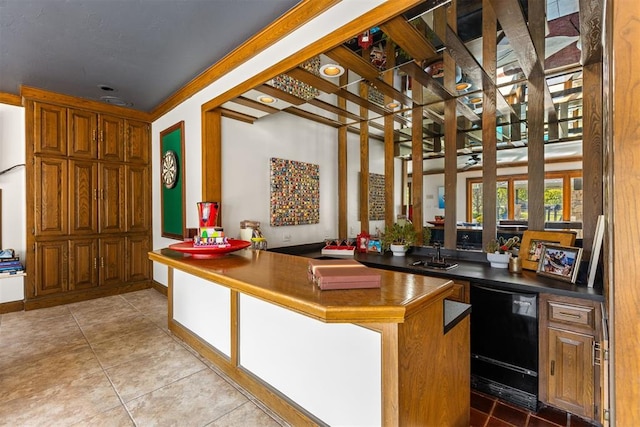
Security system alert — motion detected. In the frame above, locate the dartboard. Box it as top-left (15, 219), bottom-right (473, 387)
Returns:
top-left (162, 150), bottom-right (178, 189)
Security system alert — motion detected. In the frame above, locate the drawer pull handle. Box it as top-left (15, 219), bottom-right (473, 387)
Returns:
top-left (550, 360), bottom-right (555, 376)
top-left (558, 311), bottom-right (581, 318)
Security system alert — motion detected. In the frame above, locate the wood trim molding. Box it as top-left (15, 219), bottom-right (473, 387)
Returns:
top-left (200, 0), bottom-right (426, 113)
top-left (0, 92), bottom-right (22, 106)
top-left (0, 299), bottom-right (24, 314)
top-left (20, 86), bottom-right (151, 121)
top-left (151, 0), bottom-right (340, 120)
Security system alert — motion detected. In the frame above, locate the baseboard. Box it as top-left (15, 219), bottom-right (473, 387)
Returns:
top-left (0, 300), bottom-right (24, 314)
top-left (24, 280), bottom-right (152, 310)
top-left (151, 280), bottom-right (168, 296)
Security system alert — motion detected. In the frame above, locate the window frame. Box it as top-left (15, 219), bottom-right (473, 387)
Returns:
top-left (466, 170), bottom-right (582, 223)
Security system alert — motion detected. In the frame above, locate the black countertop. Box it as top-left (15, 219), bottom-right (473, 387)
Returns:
top-left (271, 243), bottom-right (604, 302)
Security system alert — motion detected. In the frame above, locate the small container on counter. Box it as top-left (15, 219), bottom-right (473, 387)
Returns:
top-left (508, 256), bottom-right (522, 273)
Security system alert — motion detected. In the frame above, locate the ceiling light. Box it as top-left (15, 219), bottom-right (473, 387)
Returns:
top-left (386, 102), bottom-right (400, 109)
top-left (319, 64), bottom-right (345, 77)
top-left (257, 95), bottom-right (277, 104)
top-left (100, 96), bottom-right (131, 107)
top-left (456, 82), bottom-right (471, 91)
top-left (469, 97), bottom-right (483, 104)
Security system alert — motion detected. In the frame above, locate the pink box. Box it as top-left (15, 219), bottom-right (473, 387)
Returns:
top-left (313, 266), bottom-right (381, 290)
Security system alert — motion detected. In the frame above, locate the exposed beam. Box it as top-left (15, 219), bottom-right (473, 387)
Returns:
top-left (232, 96), bottom-right (280, 114)
top-left (487, 0), bottom-right (559, 124)
top-left (256, 84), bottom-right (305, 105)
top-left (579, 0), bottom-right (603, 66)
top-left (326, 45), bottom-right (414, 106)
top-left (379, 16), bottom-right (438, 62)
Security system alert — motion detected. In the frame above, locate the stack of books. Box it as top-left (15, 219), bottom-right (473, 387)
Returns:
top-left (0, 249), bottom-right (24, 277)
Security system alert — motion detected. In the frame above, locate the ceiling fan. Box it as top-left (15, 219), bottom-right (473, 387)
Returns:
top-left (462, 154), bottom-right (481, 170)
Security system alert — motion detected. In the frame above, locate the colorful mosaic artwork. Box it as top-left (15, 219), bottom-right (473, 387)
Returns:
top-left (269, 57), bottom-right (321, 101)
top-left (270, 158), bottom-right (320, 226)
top-left (369, 173), bottom-right (385, 220)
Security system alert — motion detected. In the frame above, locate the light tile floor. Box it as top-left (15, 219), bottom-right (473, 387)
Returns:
top-left (0, 289), bottom-right (288, 427)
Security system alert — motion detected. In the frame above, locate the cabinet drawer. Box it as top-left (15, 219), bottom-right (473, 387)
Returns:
top-left (547, 301), bottom-right (595, 329)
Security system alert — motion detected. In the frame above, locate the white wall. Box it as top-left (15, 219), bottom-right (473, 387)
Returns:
top-left (0, 103), bottom-right (26, 302)
top-left (150, 1), bottom-right (388, 284)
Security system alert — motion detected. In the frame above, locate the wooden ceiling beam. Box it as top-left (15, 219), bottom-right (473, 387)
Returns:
top-left (232, 96), bottom-right (280, 114)
top-left (487, 0), bottom-right (558, 124)
top-left (444, 25), bottom-right (518, 120)
top-left (286, 67), bottom-right (341, 94)
top-left (326, 45), bottom-right (414, 107)
top-left (579, 0), bottom-right (603, 66)
top-left (379, 16), bottom-right (438, 61)
top-left (256, 83), bottom-right (306, 105)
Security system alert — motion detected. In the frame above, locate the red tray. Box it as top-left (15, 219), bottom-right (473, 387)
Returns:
top-left (168, 239), bottom-right (251, 259)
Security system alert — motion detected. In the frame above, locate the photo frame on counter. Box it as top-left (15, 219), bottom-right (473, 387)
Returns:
top-left (160, 121), bottom-right (186, 240)
top-left (520, 230), bottom-right (576, 271)
top-left (536, 244), bottom-right (583, 283)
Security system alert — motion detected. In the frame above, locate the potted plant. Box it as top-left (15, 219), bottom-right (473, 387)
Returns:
top-left (381, 222), bottom-right (418, 256)
top-left (485, 236), bottom-right (520, 268)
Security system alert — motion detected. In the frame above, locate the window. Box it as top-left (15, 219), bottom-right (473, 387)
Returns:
top-left (467, 170), bottom-right (582, 226)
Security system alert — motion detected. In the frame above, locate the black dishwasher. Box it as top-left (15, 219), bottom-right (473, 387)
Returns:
top-left (470, 284), bottom-right (538, 411)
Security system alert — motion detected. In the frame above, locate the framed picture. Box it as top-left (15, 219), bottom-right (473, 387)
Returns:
top-left (367, 239), bottom-right (382, 253)
top-left (536, 244), bottom-right (583, 283)
top-left (520, 230), bottom-right (576, 271)
top-left (437, 186), bottom-right (445, 209)
top-left (160, 121), bottom-right (186, 240)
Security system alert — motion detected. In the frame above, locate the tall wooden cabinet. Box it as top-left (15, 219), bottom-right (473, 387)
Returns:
top-left (24, 89), bottom-right (152, 309)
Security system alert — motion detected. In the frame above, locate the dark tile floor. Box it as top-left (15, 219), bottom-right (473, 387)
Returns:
top-left (471, 389), bottom-right (598, 427)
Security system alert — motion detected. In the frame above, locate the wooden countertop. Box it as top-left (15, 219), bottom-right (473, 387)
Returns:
top-left (149, 247), bottom-right (454, 324)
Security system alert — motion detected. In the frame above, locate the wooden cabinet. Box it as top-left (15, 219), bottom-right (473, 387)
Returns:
top-left (34, 157), bottom-right (68, 236)
top-left (539, 294), bottom-right (604, 421)
top-left (34, 102), bottom-right (67, 156)
top-left (25, 94), bottom-right (151, 308)
top-left (68, 108), bottom-right (98, 158)
top-left (99, 114), bottom-right (125, 161)
top-left (447, 279), bottom-right (470, 303)
top-left (126, 119), bottom-right (150, 163)
top-left (34, 240), bottom-right (68, 296)
top-left (99, 163), bottom-right (126, 233)
top-left (69, 160), bottom-right (98, 234)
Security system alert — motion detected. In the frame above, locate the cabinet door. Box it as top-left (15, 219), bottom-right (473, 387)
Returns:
top-left (68, 108), bottom-right (98, 158)
top-left (99, 163), bottom-right (125, 233)
top-left (34, 240), bottom-right (68, 296)
top-left (69, 160), bottom-right (98, 234)
top-left (100, 237), bottom-right (126, 287)
top-left (126, 119), bottom-right (150, 163)
top-left (99, 114), bottom-right (124, 161)
top-left (127, 165), bottom-right (150, 232)
top-left (34, 157), bottom-right (68, 236)
top-left (69, 238), bottom-right (98, 290)
top-left (127, 235), bottom-right (151, 282)
top-left (548, 327), bottom-right (595, 419)
top-left (34, 102), bottom-right (67, 156)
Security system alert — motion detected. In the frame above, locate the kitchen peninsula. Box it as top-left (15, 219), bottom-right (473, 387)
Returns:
top-left (149, 247), bottom-right (471, 427)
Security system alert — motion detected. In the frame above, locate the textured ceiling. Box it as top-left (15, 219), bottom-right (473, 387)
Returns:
top-left (0, 0), bottom-right (301, 112)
